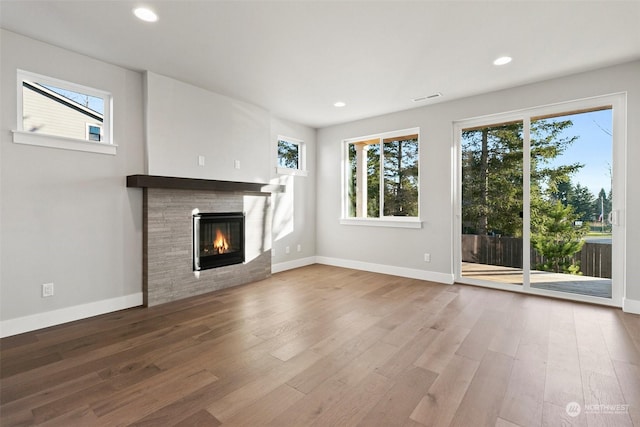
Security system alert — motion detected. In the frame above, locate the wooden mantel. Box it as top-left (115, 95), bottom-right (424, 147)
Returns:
top-left (126, 174), bottom-right (284, 194)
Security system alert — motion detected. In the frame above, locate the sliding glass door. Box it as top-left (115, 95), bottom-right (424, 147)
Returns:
top-left (456, 95), bottom-right (625, 306)
top-left (529, 109), bottom-right (613, 299)
top-left (460, 121), bottom-right (524, 287)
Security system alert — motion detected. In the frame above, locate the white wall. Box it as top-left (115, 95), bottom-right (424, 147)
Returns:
top-left (270, 117), bottom-right (317, 270)
top-left (145, 71), bottom-right (271, 183)
top-left (144, 71), bottom-right (317, 273)
top-left (316, 61), bottom-right (640, 307)
top-left (2, 29), bottom-right (636, 337)
top-left (0, 34), bottom-right (319, 336)
top-left (0, 30), bottom-right (145, 335)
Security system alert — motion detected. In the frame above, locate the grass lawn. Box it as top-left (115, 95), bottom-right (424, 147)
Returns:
top-left (587, 231), bottom-right (612, 237)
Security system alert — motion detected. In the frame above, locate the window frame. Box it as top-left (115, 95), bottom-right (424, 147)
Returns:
top-left (13, 69), bottom-right (115, 155)
top-left (276, 135), bottom-right (308, 176)
top-left (86, 124), bottom-right (103, 142)
top-left (452, 92), bottom-right (627, 308)
top-left (341, 127), bottom-right (422, 229)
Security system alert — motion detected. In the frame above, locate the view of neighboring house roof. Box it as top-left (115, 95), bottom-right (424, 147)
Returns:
top-left (23, 81), bottom-right (103, 122)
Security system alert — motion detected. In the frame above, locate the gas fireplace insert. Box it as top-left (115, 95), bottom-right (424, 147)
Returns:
top-left (193, 212), bottom-right (245, 271)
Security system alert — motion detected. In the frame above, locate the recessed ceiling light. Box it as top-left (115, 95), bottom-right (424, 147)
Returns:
top-left (334, 101), bottom-right (346, 108)
top-left (493, 56), bottom-right (512, 66)
top-left (133, 7), bottom-right (158, 22)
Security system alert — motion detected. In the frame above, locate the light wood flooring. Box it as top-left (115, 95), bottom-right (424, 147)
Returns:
top-left (1, 264), bottom-right (639, 426)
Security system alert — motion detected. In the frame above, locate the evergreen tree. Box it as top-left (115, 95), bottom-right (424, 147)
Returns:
top-left (592, 188), bottom-right (612, 229)
top-left (462, 119), bottom-right (581, 237)
top-left (569, 183), bottom-right (596, 221)
top-left (462, 122), bottom-right (524, 236)
top-left (531, 201), bottom-right (588, 274)
top-left (462, 117), bottom-right (590, 275)
top-left (347, 138), bottom-right (418, 218)
top-left (552, 180), bottom-right (574, 206)
top-left (367, 144), bottom-right (380, 217)
top-left (277, 140), bottom-right (299, 169)
top-left (383, 138), bottom-right (419, 216)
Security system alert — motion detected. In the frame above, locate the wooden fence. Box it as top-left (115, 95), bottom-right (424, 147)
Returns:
top-left (461, 234), bottom-right (612, 278)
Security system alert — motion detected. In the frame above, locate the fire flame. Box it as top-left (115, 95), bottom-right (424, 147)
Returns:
top-left (213, 229), bottom-right (229, 254)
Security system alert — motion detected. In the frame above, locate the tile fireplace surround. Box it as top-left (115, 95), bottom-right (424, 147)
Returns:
top-left (127, 175), bottom-right (283, 306)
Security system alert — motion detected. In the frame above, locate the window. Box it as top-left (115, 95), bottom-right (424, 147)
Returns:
top-left (454, 93), bottom-right (626, 306)
top-left (277, 136), bottom-right (307, 176)
top-left (86, 124), bottom-right (102, 142)
top-left (343, 128), bottom-right (420, 227)
top-left (13, 69), bottom-right (115, 155)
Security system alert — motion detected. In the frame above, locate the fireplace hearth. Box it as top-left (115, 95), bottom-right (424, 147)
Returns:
top-left (128, 175), bottom-right (281, 306)
top-left (193, 212), bottom-right (245, 270)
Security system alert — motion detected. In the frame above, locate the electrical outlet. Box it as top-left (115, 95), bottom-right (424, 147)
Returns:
top-left (285, 246), bottom-right (290, 254)
top-left (424, 253), bottom-right (431, 262)
top-left (297, 244), bottom-right (301, 252)
top-left (42, 283), bottom-right (54, 297)
top-left (198, 155), bottom-right (205, 166)
top-left (234, 160), bottom-right (241, 169)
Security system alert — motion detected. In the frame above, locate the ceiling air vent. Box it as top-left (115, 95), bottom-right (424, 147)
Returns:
top-left (412, 92), bottom-right (442, 102)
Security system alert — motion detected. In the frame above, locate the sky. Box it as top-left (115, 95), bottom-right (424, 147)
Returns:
top-left (543, 108), bottom-right (613, 198)
top-left (42, 84), bottom-right (104, 115)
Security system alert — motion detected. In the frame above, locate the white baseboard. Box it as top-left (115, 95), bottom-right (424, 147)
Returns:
top-left (623, 297), bottom-right (640, 315)
top-left (0, 293), bottom-right (143, 338)
top-left (272, 256), bottom-right (317, 273)
top-left (315, 256), bottom-right (455, 285)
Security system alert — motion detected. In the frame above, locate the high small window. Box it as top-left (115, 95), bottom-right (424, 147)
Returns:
top-left (277, 136), bottom-right (307, 176)
top-left (14, 69), bottom-right (114, 155)
top-left (344, 128), bottom-right (420, 223)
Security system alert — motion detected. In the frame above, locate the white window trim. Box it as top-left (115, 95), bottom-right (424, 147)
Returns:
top-left (13, 130), bottom-right (117, 155)
top-left (276, 135), bottom-right (308, 176)
top-left (15, 69), bottom-right (115, 155)
top-left (341, 127), bottom-right (421, 226)
top-left (339, 217), bottom-right (422, 229)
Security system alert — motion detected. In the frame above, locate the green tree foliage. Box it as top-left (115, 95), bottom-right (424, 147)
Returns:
top-left (462, 118), bottom-right (589, 274)
top-left (383, 138), bottom-right (419, 216)
top-left (531, 201), bottom-right (588, 274)
top-left (568, 183), bottom-right (596, 221)
top-left (277, 140), bottom-right (299, 169)
top-left (346, 142), bottom-right (381, 217)
top-left (347, 144), bottom-right (357, 216)
top-left (593, 188), bottom-right (612, 223)
top-left (367, 144), bottom-right (380, 217)
top-left (347, 138), bottom-right (418, 218)
top-left (462, 119), bottom-right (582, 237)
top-left (462, 122), bottom-right (524, 236)
top-left (551, 181), bottom-right (595, 221)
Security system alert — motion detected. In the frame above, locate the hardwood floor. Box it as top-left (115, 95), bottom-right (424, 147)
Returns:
top-left (1, 264), bottom-right (639, 426)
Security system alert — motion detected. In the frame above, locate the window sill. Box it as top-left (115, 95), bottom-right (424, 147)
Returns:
top-left (340, 217), bottom-right (422, 229)
top-left (276, 167), bottom-right (308, 177)
top-left (13, 130), bottom-right (117, 155)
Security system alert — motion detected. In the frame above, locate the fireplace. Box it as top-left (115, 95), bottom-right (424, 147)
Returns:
top-left (193, 212), bottom-right (245, 271)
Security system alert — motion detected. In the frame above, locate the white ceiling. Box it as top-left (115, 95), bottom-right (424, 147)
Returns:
top-left (1, 1), bottom-right (639, 128)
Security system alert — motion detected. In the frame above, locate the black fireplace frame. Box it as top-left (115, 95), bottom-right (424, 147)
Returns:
top-left (193, 212), bottom-right (245, 271)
